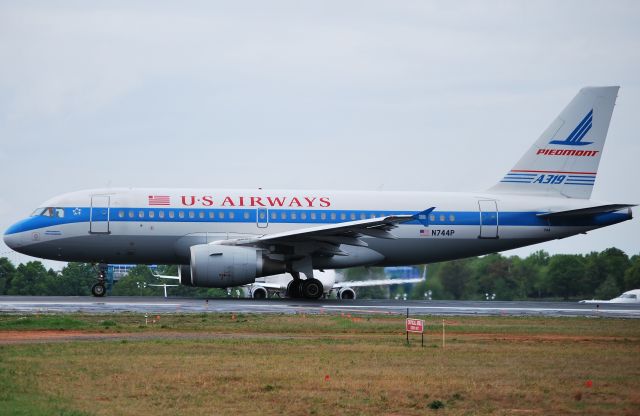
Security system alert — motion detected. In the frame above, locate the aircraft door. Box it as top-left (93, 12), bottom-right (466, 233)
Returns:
top-left (256, 208), bottom-right (268, 228)
top-left (90, 195), bottom-right (110, 234)
top-left (478, 200), bottom-right (498, 239)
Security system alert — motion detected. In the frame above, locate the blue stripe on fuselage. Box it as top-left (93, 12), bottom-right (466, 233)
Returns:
top-left (4, 206), bottom-right (631, 235)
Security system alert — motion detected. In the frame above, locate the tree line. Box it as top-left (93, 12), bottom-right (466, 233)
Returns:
top-left (405, 247), bottom-right (640, 301)
top-left (0, 247), bottom-right (639, 300)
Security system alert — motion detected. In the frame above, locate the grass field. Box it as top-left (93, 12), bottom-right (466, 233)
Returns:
top-left (0, 313), bottom-right (639, 415)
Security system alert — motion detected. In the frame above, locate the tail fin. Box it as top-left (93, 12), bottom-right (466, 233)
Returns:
top-left (489, 86), bottom-right (619, 199)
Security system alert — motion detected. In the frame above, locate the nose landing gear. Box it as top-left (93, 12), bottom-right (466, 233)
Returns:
top-left (91, 263), bottom-right (107, 297)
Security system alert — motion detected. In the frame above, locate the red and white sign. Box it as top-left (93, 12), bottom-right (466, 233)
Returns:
top-left (406, 318), bottom-right (424, 333)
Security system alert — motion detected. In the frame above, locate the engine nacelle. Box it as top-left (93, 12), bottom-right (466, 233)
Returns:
top-left (178, 265), bottom-right (193, 286)
top-left (188, 244), bottom-right (285, 288)
top-left (337, 287), bottom-right (356, 300)
top-left (250, 286), bottom-right (268, 299)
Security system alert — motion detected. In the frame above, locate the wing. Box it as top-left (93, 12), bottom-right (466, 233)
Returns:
top-left (333, 277), bottom-right (425, 289)
top-left (215, 207), bottom-right (435, 253)
top-left (249, 281), bottom-right (287, 290)
top-left (152, 273), bottom-right (180, 281)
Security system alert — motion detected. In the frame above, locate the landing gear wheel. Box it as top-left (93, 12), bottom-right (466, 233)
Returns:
top-left (301, 278), bottom-right (324, 300)
top-left (91, 283), bottom-right (106, 297)
top-left (286, 280), bottom-right (304, 299)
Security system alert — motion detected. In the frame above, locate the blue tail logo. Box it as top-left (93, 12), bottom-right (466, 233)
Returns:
top-left (549, 109), bottom-right (593, 146)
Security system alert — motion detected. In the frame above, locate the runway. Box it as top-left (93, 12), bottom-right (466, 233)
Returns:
top-left (1, 296), bottom-right (639, 318)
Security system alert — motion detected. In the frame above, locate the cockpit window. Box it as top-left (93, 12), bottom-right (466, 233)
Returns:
top-left (31, 208), bottom-right (46, 216)
top-left (31, 207), bottom-right (65, 218)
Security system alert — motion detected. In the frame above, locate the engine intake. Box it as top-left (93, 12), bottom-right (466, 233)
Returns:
top-left (337, 287), bottom-right (356, 300)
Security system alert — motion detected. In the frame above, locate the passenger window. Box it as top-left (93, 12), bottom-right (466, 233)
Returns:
top-left (301, 212), bottom-right (307, 220)
top-left (243, 212), bottom-right (249, 220)
top-left (149, 211), bottom-right (155, 219)
top-left (291, 212), bottom-right (297, 220)
top-left (429, 214), bottom-right (435, 222)
top-left (449, 214), bottom-right (455, 222)
top-left (271, 212), bottom-right (277, 220)
top-left (128, 211), bottom-right (135, 219)
top-left (320, 212), bottom-right (326, 220)
top-left (178, 211), bottom-right (185, 219)
top-left (169, 211), bottom-right (175, 219)
top-left (340, 213), bottom-right (346, 220)
top-left (310, 212), bottom-right (316, 220)
top-left (138, 210), bottom-right (145, 218)
top-left (330, 213), bottom-right (336, 220)
top-left (360, 213), bottom-right (366, 220)
top-left (189, 211), bottom-right (195, 219)
top-left (439, 214), bottom-right (445, 222)
top-left (281, 212), bottom-right (287, 220)
top-left (199, 211), bottom-right (205, 219)
top-left (209, 211), bottom-right (215, 219)
top-left (219, 211), bottom-right (225, 219)
top-left (350, 213), bottom-right (356, 220)
top-left (229, 212), bottom-right (235, 219)
top-left (118, 210), bottom-right (125, 218)
top-left (159, 211), bottom-right (165, 219)
top-left (370, 213), bottom-right (376, 218)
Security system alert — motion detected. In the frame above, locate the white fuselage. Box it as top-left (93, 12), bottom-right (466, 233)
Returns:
top-left (3, 188), bottom-right (632, 267)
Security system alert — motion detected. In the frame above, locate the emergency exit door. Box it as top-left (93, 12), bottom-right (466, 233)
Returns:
top-left (90, 195), bottom-right (110, 234)
top-left (256, 208), bottom-right (269, 228)
top-left (478, 200), bottom-right (498, 239)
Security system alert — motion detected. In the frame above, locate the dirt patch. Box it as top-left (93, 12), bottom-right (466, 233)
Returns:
top-left (457, 332), bottom-right (638, 343)
top-left (0, 330), bottom-right (299, 344)
top-left (0, 330), bottom-right (133, 343)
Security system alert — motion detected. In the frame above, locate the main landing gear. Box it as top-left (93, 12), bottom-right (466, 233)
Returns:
top-left (286, 272), bottom-right (324, 300)
top-left (91, 263), bottom-right (107, 297)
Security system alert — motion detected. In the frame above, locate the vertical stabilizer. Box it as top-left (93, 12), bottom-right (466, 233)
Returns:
top-left (489, 86), bottom-right (619, 199)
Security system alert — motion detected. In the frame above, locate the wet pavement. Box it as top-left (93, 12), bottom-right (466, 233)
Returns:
top-left (1, 296), bottom-right (639, 318)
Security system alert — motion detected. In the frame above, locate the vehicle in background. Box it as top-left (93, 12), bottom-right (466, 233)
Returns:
top-left (579, 289), bottom-right (640, 304)
top-left (243, 267), bottom-right (426, 299)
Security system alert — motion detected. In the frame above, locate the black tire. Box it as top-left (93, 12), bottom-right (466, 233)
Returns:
top-left (91, 283), bottom-right (106, 297)
top-left (286, 280), bottom-right (303, 299)
top-left (301, 278), bottom-right (324, 300)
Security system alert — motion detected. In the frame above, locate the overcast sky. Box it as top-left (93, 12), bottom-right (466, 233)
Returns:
top-left (1, 1), bottom-right (639, 270)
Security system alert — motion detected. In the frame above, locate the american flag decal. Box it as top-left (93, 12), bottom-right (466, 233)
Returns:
top-left (148, 195), bottom-right (170, 206)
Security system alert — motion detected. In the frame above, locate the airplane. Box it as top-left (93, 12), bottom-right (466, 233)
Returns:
top-left (155, 268), bottom-right (426, 299)
top-left (3, 86), bottom-right (635, 299)
top-left (579, 289), bottom-right (640, 304)
top-left (247, 268), bottom-right (426, 299)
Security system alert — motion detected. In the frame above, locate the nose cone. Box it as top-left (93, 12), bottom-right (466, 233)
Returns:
top-left (3, 229), bottom-right (23, 249)
top-left (4, 220), bottom-right (28, 250)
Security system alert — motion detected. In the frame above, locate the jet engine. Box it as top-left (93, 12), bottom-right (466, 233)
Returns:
top-left (250, 286), bottom-right (268, 299)
top-left (337, 287), bottom-right (356, 300)
top-left (186, 244), bottom-right (285, 288)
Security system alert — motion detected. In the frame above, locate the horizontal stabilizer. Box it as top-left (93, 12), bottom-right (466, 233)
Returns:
top-left (537, 204), bottom-right (635, 218)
